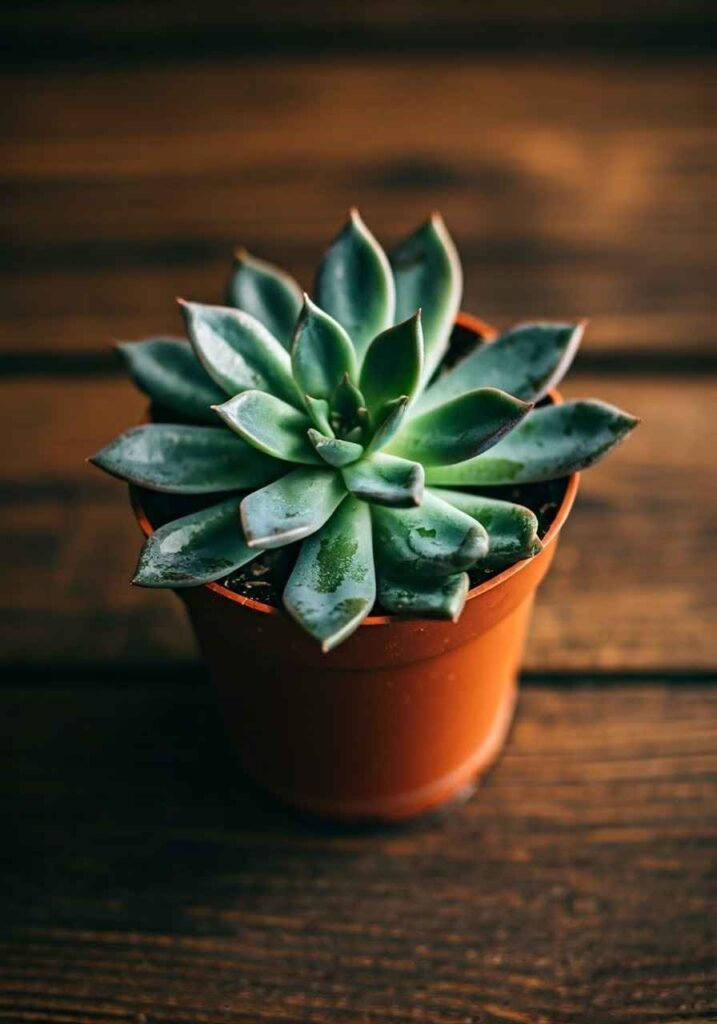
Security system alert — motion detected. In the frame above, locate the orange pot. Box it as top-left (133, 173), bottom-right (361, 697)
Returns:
top-left (132, 314), bottom-right (579, 822)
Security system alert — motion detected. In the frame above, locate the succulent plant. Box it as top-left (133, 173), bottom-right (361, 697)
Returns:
top-left (91, 210), bottom-right (638, 651)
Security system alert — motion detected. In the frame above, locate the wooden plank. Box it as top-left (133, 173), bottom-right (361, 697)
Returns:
top-left (1, 374), bottom-right (714, 670)
top-left (2, 59), bottom-right (713, 360)
top-left (1, 679), bottom-right (715, 1022)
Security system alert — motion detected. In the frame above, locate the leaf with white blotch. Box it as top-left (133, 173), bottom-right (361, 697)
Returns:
top-left (225, 248), bottom-right (303, 349)
top-left (214, 390), bottom-right (320, 464)
top-left (426, 400), bottom-right (640, 485)
top-left (304, 395), bottom-right (334, 436)
top-left (391, 214), bottom-right (462, 384)
top-left (283, 496), bottom-right (375, 652)
top-left (359, 312), bottom-right (423, 424)
top-left (241, 467), bottom-right (346, 549)
top-left (342, 452), bottom-right (424, 508)
top-left (133, 495), bottom-right (259, 588)
top-left (116, 338), bottom-right (225, 424)
top-left (89, 424), bottom-right (283, 493)
top-left (308, 429), bottom-right (364, 468)
top-left (315, 209), bottom-right (395, 363)
top-left (414, 322), bottom-right (585, 415)
top-left (378, 571), bottom-right (469, 621)
top-left (291, 296), bottom-right (358, 402)
top-left (431, 488), bottom-right (541, 568)
top-left (371, 490), bottom-right (487, 578)
top-left (180, 301), bottom-right (301, 407)
top-left (366, 396), bottom-right (409, 454)
top-left (389, 388), bottom-right (531, 466)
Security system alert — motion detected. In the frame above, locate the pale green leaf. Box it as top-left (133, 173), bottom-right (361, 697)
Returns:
top-left (391, 213), bottom-right (462, 384)
top-left (431, 488), bottom-right (541, 568)
top-left (89, 424), bottom-right (283, 493)
top-left (414, 321), bottom-right (585, 415)
top-left (116, 337), bottom-right (225, 423)
top-left (366, 396), bottom-right (410, 454)
top-left (378, 571), bottom-right (469, 621)
top-left (180, 300), bottom-right (301, 406)
top-left (308, 429), bottom-right (364, 468)
top-left (225, 249), bottom-right (303, 348)
top-left (304, 395), bottom-right (334, 436)
top-left (359, 311), bottom-right (423, 422)
top-left (342, 452), bottom-right (424, 508)
top-left (371, 490), bottom-right (488, 578)
top-left (283, 496), bottom-right (376, 651)
top-left (315, 209), bottom-right (395, 363)
top-left (389, 388), bottom-right (531, 466)
top-left (214, 390), bottom-right (320, 464)
top-left (240, 467), bottom-right (346, 549)
top-left (291, 295), bottom-right (358, 401)
top-left (426, 400), bottom-right (640, 485)
top-left (133, 495), bottom-right (259, 587)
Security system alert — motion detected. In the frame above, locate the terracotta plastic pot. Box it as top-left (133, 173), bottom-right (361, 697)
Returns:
top-left (132, 313), bottom-right (579, 822)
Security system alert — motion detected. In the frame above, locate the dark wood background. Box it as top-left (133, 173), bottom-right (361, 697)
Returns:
top-left (1, 4), bottom-right (715, 1022)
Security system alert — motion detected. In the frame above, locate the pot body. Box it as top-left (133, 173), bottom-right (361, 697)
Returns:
top-left (177, 533), bottom-right (563, 821)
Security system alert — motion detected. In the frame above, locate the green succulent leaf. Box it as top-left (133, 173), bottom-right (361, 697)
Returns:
top-left (116, 338), bottom-right (225, 424)
top-left (389, 388), bottom-right (532, 466)
top-left (214, 390), bottom-right (320, 464)
top-left (283, 496), bottom-right (376, 652)
top-left (415, 322), bottom-right (585, 415)
top-left (391, 213), bottom-right (462, 384)
top-left (366, 396), bottom-right (410, 454)
top-left (342, 452), bottom-right (424, 508)
top-left (180, 300), bottom-right (301, 407)
top-left (378, 571), bottom-right (469, 621)
top-left (431, 488), bottom-right (541, 568)
top-left (315, 209), bottom-right (395, 364)
top-left (225, 249), bottom-right (303, 349)
top-left (89, 424), bottom-right (283, 493)
top-left (133, 495), bottom-right (259, 587)
top-left (304, 395), bottom-right (334, 436)
top-left (330, 373), bottom-right (368, 438)
top-left (372, 490), bottom-right (488, 578)
top-left (426, 400), bottom-right (640, 485)
top-left (291, 295), bottom-right (358, 404)
top-left (359, 312), bottom-right (424, 424)
top-left (241, 467), bottom-right (346, 549)
top-left (308, 429), bottom-right (364, 468)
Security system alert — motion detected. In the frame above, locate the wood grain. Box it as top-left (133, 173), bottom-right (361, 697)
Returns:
top-left (2, 59), bottom-right (713, 362)
top-left (1, 678), bottom-right (715, 1023)
top-left (2, 374), bottom-right (714, 670)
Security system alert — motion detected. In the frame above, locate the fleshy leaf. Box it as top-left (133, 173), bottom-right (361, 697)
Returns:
top-left (366, 396), bottom-right (410, 454)
top-left (291, 296), bottom-right (358, 402)
top-left (330, 373), bottom-right (367, 438)
top-left (241, 467), bottom-right (346, 549)
top-left (214, 390), bottom-right (320, 464)
top-left (133, 495), bottom-right (258, 587)
top-left (414, 321), bottom-right (585, 415)
top-left (359, 312), bottom-right (424, 423)
top-left (116, 338), bottom-right (225, 424)
top-left (371, 490), bottom-right (488, 578)
top-left (388, 388), bottom-right (532, 466)
top-left (283, 496), bottom-right (375, 652)
top-left (225, 249), bottom-right (303, 349)
top-left (342, 452), bottom-right (424, 508)
top-left (315, 209), bottom-right (395, 363)
top-left (390, 213), bottom-right (462, 384)
top-left (308, 429), bottom-right (364, 468)
top-left (426, 400), bottom-right (640, 485)
top-left (378, 571), bottom-right (469, 621)
top-left (89, 424), bottom-right (283, 493)
top-left (304, 395), bottom-right (334, 436)
top-left (431, 488), bottom-right (541, 568)
top-left (180, 300), bottom-right (301, 407)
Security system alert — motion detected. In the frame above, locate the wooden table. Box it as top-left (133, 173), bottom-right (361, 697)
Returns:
top-left (2, 27), bottom-right (715, 1023)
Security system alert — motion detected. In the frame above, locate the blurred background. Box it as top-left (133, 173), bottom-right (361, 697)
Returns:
top-left (2, 0), bottom-right (713, 671)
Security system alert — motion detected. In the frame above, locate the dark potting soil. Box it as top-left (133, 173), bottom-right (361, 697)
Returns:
top-left (137, 321), bottom-right (568, 612)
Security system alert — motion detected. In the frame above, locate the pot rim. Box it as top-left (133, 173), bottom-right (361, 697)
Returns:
top-left (130, 311), bottom-right (580, 628)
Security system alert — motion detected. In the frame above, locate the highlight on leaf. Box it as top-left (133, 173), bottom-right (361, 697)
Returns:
top-left (225, 249), bottom-right (303, 350)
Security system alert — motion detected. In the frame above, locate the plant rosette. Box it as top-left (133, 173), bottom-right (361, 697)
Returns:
top-left (92, 212), bottom-right (637, 821)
